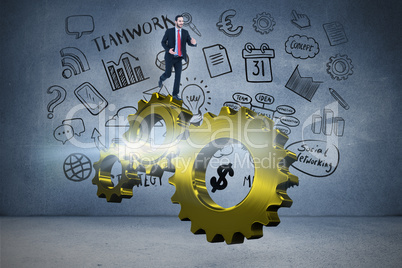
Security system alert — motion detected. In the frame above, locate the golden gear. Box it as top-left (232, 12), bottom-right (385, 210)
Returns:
top-left (92, 143), bottom-right (141, 202)
top-left (123, 93), bottom-right (193, 175)
top-left (169, 106), bottom-right (298, 244)
top-left (92, 93), bottom-right (192, 202)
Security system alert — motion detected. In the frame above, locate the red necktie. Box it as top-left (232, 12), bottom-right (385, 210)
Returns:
top-left (177, 29), bottom-right (182, 57)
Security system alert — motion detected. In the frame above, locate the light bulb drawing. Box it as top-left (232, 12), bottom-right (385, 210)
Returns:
top-left (181, 78), bottom-right (210, 125)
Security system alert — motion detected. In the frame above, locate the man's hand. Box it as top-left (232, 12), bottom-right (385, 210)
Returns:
top-left (191, 38), bottom-right (196, 45)
top-left (169, 48), bottom-right (176, 55)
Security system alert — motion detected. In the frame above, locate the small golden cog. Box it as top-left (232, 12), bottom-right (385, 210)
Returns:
top-left (168, 106), bottom-right (298, 244)
top-left (92, 143), bottom-right (141, 202)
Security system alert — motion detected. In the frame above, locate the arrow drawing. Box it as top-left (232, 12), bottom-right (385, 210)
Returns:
top-left (91, 128), bottom-right (106, 151)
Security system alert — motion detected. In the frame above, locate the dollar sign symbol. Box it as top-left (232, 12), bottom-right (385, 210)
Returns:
top-left (210, 163), bottom-right (234, 193)
top-left (216, 9), bottom-right (243, 37)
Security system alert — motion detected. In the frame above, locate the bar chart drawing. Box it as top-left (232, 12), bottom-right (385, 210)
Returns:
top-left (311, 108), bottom-right (345, 137)
top-left (102, 52), bottom-right (149, 91)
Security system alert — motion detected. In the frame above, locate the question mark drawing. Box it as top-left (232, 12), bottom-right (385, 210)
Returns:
top-left (47, 85), bottom-right (67, 119)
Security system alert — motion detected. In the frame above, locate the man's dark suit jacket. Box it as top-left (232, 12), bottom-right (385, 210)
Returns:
top-left (161, 27), bottom-right (196, 62)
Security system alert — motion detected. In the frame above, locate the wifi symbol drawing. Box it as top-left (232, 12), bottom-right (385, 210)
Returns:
top-left (60, 47), bottom-right (90, 79)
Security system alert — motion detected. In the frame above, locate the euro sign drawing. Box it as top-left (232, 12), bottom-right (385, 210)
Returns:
top-left (216, 9), bottom-right (243, 37)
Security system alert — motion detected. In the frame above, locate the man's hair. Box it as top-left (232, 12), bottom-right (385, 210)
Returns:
top-left (175, 15), bottom-right (183, 21)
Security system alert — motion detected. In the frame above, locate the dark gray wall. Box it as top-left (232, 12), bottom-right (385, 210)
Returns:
top-left (1, 0), bottom-right (401, 216)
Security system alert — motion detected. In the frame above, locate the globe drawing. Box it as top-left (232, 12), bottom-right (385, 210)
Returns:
top-left (63, 153), bottom-right (92, 182)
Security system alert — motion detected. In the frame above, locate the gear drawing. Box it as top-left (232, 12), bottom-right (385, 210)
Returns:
top-left (92, 143), bottom-right (141, 202)
top-left (169, 106), bottom-right (298, 244)
top-left (123, 93), bottom-right (193, 175)
top-left (326, 54), bottom-right (354, 80)
top-left (253, 12), bottom-right (276, 34)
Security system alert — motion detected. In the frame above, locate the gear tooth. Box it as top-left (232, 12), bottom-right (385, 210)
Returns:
top-left (265, 209), bottom-right (281, 226)
top-left (203, 112), bottom-right (217, 120)
top-left (274, 129), bottom-right (289, 149)
top-left (287, 173), bottom-right (299, 187)
top-left (150, 92), bottom-right (162, 102)
top-left (170, 191), bottom-right (179, 203)
top-left (107, 193), bottom-right (123, 203)
top-left (137, 99), bottom-right (148, 111)
top-left (224, 232), bottom-right (245, 244)
top-left (206, 232), bottom-right (224, 243)
top-left (171, 96), bottom-right (183, 106)
top-left (168, 174), bottom-right (176, 185)
top-left (239, 106), bottom-right (257, 118)
top-left (275, 173), bottom-right (298, 208)
top-left (191, 223), bottom-right (205, 234)
top-left (248, 222), bottom-right (264, 239)
top-left (178, 210), bottom-right (189, 221)
top-left (278, 150), bottom-right (297, 169)
top-left (219, 106), bottom-right (237, 116)
top-left (126, 114), bottom-right (136, 123)
top-left (276, 189), bottom-right (293, 208)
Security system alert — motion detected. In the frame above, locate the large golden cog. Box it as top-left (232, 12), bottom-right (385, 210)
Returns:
top-left (169, 106), bottom-right (298, 244)
top-left (123, 93), bottom-right (193, 175)
top-left (92, 143), bottom-right (141, 202)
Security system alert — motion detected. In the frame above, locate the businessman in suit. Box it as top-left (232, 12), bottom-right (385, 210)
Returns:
top-left (158, 15), bottom-right (197, 101)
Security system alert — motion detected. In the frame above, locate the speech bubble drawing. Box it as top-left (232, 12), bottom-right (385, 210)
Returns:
top-left (280, 115), bottom-right (300, 127)
top-left (65, 15), bottom-right (95, 39)
top-left (285, 140), bottom-right (340, 177)
top-left (232, 93), bottom-right (252, 104)
top-left (62, 118), bottom-right (85, 136)
top-left (54, 125), bottom-right (74, 144)
top-left (255, 93), bottom-right (274, 105)
top-left (223, 101), bottom-right (241, 111)
top-left (274, 125), bottom-right (291, 135)
top-left (251, 106), bottom-right (275, 119)
top-left (276, 105), bottom-right (296, 115)
top-left (285, 34), bottom-right (319, 59)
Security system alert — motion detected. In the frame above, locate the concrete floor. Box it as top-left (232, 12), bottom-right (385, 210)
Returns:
top-left (1, 216), bottom-right (401, 267)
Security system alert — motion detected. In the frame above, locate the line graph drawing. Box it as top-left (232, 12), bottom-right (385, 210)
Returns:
top-left (102, 52), bottom-right (149, 91)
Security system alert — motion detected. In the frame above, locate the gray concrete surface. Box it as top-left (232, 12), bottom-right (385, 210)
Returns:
top-left (1, 216), bottom-right (401, 267)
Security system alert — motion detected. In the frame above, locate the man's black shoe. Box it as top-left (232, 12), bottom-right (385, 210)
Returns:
top-left (158, 79), bottom-right (163, 89)
top-left (173, 95), bottom-right (182, 101)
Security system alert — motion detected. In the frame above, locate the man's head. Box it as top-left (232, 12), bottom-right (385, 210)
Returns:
top-left (175, 15), bottom-right (184, 29)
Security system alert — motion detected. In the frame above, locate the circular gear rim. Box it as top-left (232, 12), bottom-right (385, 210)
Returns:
top-left (168, 106), bottom-right (298, 244)
top-left (253, 12), bottom-right (276, 34)
top-left (326, 54), bottom-right (354, 80)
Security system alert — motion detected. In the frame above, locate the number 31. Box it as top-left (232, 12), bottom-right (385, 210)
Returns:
top-left (252, 60), bottom-right (265, 76)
